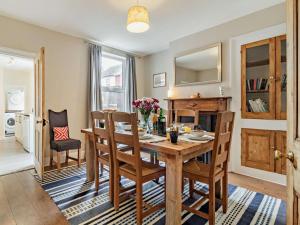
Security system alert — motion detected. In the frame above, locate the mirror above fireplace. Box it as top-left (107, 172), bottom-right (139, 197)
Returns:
top-left (175, 43), bottom-right (222, 86)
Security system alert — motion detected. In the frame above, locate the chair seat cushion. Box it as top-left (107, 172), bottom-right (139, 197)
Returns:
top-left (183, 160), bottom-right (222, 178)
top-left (51, 138), bottom-right (81, 151)
top-left (120, 160), bottom-right (165, 177)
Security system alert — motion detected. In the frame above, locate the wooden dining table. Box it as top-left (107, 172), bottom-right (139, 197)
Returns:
top-left (81, 128), bottom-right (216, 225)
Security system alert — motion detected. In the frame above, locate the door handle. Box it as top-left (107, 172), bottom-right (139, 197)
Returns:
top-left (36, 119), bottom-right (48, 126)
top-left (274, 150), bottom-right (296, 168)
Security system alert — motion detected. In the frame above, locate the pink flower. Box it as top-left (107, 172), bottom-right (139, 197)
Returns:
top-left (132, 97), bottom-right (161, 115)
top-left (152, 98), bottom-right (159, 103)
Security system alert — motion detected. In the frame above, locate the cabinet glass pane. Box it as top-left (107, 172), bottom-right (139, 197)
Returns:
top-left (280, 39), bottom-right (287, 114)
top-left (246, 44), bottom-right (270, 113)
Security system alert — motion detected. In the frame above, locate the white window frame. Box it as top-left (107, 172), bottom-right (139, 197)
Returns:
top-left (101, 51), bottom-right (127, 111)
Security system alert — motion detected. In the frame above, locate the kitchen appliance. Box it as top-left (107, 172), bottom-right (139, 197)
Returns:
top-left (6, 89), bottom-right (24, 111)
top-left (4, 112), bottom-right (16, 136)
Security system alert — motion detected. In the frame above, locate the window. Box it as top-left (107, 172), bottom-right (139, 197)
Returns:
top-left (101, 51), bottom-right (126, 111)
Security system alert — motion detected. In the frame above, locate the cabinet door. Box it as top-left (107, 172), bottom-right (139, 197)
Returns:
top-left (241, 129), bottom-right (275, 172)
top-left (241, 38), bottom-right (276, 119)
top-left (275, 131), bottom-right (287, 174)
top-left (275, 35), bottom-right (287, 120)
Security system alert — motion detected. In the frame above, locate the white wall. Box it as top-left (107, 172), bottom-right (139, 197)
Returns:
top-left (0, 15), bottom-right (145, 164)
top-left (144, 4), bottom-right (286, 104)
top-left (143, 3), bottom-right (287, 184)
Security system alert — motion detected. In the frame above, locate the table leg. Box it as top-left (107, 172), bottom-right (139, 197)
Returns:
top-left (85, 134), bottom-right (95, 182)
top-left (165, 154), bottom-right (182, 225)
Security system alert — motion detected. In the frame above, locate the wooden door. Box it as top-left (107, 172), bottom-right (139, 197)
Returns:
top-left (275, 131), bottom-right (287, 174)
top-left (287, 0), bottom-right (300, 223)
top-left (241, 128), bottom-right (275, 172)
top-left (241, 38), bottom-right (276, 119)
top-left (275, 35), bottom-right (287, 120)
top-left (34, 47), bottom-right (46, 179)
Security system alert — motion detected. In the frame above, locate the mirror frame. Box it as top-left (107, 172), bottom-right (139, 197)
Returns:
top-left (174, 42), bottom-right (222, 86)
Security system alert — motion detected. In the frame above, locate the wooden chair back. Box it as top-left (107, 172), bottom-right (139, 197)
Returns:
top-left (109, 112), bottom-right (142, 173)
top-left (210, 111), bottom-right (235, 176)
top-left (175, 109), bottom-right (199, 127)
top-left (91, 111), bottom-right (111, 157)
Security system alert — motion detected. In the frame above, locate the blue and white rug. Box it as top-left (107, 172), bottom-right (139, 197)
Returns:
top-left (35, 164), bottom-right (286, 225)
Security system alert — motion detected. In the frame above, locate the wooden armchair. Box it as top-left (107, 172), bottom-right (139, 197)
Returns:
top-left (182, 111), bottom-right (235, 225)
top-left (109, 112), bottom-right (165, 225)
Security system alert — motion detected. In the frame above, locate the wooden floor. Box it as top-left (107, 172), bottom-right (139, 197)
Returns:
top-left (0, 169), bottom-right (286, 225)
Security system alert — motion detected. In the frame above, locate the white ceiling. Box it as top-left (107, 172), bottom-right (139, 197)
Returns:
top-left (0, 54), bottom-right (34, 71)
top-left (0, 0), bottom-right (284, 56)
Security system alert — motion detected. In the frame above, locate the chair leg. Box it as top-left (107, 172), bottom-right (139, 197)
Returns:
top-left (95, 156), bottom-right (99, 192)
top-left (100, 163), bottom-right (104, 176)
top-left (189, 179), bottom-right (194, 198)
top-left (109, 163), bottom-right (114, 203)
top-left (65, 150), bottom-right (69, 164)
top-left (77, 148), bottom-right (81, 168)
top-left (50, 150), bottom-right (53, 167)
top-left (57, 151), bottom-right (61, 172)
top-left (136, 180), bottom-right (143, 225)
top-left (209, 181), bottom-right (216, 225)
top-left (222, 174), bottom-right (228, 213)
top-left (114, 164), bottom-right (120, 210)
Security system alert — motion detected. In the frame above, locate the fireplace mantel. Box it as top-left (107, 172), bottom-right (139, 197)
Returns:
top-left (165, 96), bottom-right (232, 125)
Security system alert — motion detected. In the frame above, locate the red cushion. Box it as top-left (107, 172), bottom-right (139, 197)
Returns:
top-left (53, 126), bottom-right (69, 141)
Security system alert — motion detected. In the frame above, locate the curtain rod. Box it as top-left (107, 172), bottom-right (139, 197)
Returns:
top-left (84, 39), bottom-right (142, 58)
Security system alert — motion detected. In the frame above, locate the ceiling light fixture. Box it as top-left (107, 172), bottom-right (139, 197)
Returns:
top-left (127, 0), bottom-right (150, 33)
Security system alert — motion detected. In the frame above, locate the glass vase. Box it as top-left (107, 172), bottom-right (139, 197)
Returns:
top-left (142, 113), bottom-right (151, 133)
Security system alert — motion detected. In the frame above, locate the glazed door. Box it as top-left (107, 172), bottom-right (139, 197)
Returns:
top-left (241, 38), bottom-right (276, 119)
top-left (287, 0), bottom-right (300, 223)
top-left (34, 47), bottom-right (46, 179)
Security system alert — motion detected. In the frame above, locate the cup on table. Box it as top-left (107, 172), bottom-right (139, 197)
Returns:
top-left (170, 130), bottom-right (178, 144)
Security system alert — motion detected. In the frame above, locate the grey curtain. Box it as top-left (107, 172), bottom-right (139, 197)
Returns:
top-left (126, 55), bottom-right (137, 112)
top-left (87, 44), bottom-right (102, 125)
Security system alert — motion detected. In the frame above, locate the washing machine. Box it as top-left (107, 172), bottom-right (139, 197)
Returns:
top-left (6, 90), bottom-right (24, 111)
top-left (4, 113), bottom-right (16, 136)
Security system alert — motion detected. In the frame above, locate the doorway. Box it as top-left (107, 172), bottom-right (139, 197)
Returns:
top-left (0, 51), bottom-right (35, 175)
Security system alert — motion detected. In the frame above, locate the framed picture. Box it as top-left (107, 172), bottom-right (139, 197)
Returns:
top-left (153, 72), bottom-right (166, 88)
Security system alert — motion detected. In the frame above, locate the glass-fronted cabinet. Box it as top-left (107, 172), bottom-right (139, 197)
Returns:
top-left (241, 35), bottom-right (287, 120)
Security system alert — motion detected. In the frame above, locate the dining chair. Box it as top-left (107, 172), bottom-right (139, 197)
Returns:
top-left (175, 109), bottom-right (199, 128)
top-left (91, 111), bottom-right (114, 201)
top-left (109, 112), bottom-right (165, 225)
top-left (48, 109), bottom-right (81, 171)
top-left (182, 111), bottom-right (235, 225)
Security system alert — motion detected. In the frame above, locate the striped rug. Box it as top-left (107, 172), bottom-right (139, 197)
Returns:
top-left (35, 164), bottom-right (286, 225)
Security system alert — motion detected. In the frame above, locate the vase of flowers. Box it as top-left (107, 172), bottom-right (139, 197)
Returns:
top-left (132, 97), bottom-right (160, 133)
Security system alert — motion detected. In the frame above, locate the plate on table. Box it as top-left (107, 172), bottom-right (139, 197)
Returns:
top-left (186, 134), bottom-right (214, 141)
top-left (139, 134), bottom-right (153, 140)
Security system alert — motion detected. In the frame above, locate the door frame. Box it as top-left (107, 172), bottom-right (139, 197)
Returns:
top-left (0, 46), bottom-right (45, 177)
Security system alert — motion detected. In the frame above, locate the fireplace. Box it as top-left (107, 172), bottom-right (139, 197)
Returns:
top-left (166, 97), bottom-right (231, 163)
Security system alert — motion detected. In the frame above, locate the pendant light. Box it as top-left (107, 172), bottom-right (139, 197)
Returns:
top-left (127, 0), bottom-right (150, 33)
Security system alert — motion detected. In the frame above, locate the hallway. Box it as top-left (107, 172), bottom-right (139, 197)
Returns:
top-left (0, 138), bottom-right (34, 175)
